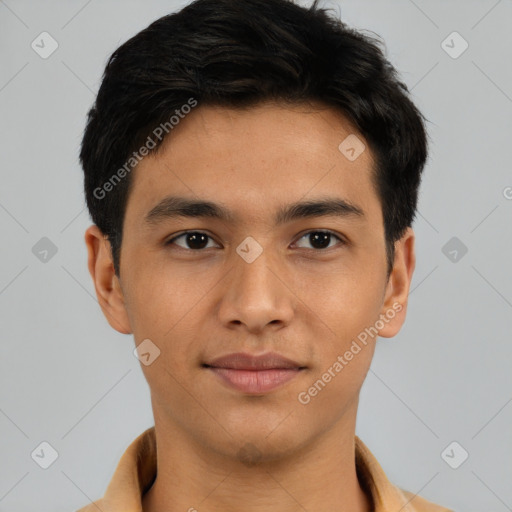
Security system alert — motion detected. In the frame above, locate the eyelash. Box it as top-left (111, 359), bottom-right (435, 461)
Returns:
top-left (165, 230), bottom-right (346, 252)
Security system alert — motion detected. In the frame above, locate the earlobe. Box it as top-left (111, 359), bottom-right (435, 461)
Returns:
top-left (377, 227), bottom-right (416, 339)
top-left (84, 225), bottom-right (132, 335)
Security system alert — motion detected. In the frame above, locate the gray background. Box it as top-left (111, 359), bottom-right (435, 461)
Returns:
top-left (1, 0), bottom-right (511, 511)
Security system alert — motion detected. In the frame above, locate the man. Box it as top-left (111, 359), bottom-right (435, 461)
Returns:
top-left (77, 0), bottom-right (453, 510)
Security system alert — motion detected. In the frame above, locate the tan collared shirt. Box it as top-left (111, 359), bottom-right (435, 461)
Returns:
top-left (76, 426), bottom-right (453, 512)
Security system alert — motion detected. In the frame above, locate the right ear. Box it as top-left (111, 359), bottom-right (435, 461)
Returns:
top-left (84, 224), bottom-right (132, 334)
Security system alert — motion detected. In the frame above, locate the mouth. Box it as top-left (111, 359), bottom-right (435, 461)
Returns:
top-left (203, 352), bottom-right (307, 394)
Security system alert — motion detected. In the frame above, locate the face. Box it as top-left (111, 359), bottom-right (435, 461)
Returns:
top-left (86, 100), bottom-right (415, 461)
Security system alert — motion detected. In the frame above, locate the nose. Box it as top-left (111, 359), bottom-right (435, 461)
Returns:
top-left (217, 245), bottom-right (295, 334)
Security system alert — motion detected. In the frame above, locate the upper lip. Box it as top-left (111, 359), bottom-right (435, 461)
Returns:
top-left (204, 352), bottom-right (305, 370)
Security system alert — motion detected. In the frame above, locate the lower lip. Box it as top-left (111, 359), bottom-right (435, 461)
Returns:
top-left (207, 367), bottom-right (302, 394)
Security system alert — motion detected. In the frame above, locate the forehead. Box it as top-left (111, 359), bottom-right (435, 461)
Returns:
top-left (124, 101), bottom-right (381, 227)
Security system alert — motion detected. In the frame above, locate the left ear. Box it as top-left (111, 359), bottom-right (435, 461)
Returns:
top-left (377, 227), bottom-right (416, 338)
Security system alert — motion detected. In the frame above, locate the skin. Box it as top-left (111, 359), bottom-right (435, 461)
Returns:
top-left (85, 100), bottom-right (415, 512)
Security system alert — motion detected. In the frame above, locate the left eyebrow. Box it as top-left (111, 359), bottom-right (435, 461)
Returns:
top-left (143, 195), bottom-right (366, 228)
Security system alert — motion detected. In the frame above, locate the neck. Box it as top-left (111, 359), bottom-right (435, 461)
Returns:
top-left (142, 405), bottom-right (373, 512)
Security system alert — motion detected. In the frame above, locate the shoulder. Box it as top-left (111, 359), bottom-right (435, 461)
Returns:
top-left (398, 488), bottom-right (454, 512)
top-left (75, 497), bottom-right (106, 512)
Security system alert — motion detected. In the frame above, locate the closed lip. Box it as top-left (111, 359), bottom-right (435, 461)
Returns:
top-left (203, 352), bottom-right (306, 370)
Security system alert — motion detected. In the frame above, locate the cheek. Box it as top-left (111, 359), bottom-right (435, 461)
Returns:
top-left (297, 263), bottom-right (385, 335)
top-left (123, 263), bottom-right (219, 396)
top-left (123, 257), bottom-right (214, 339)
top-left (296, 268), bottom-right (385, 401)
top-left (296, 275), bottom-right (379, 412)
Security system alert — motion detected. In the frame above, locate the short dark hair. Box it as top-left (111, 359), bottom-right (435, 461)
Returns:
top-left (80, 0), bottom-right (429, 278)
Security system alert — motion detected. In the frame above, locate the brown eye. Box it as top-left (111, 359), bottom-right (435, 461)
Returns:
top-left (294, 230), bottom-right (345, 250)
top-left (166, 231), bottom-right (219, 250)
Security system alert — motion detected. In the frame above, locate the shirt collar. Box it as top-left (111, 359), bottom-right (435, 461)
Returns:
top-left (82, 426), bottom-right (441, 512)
